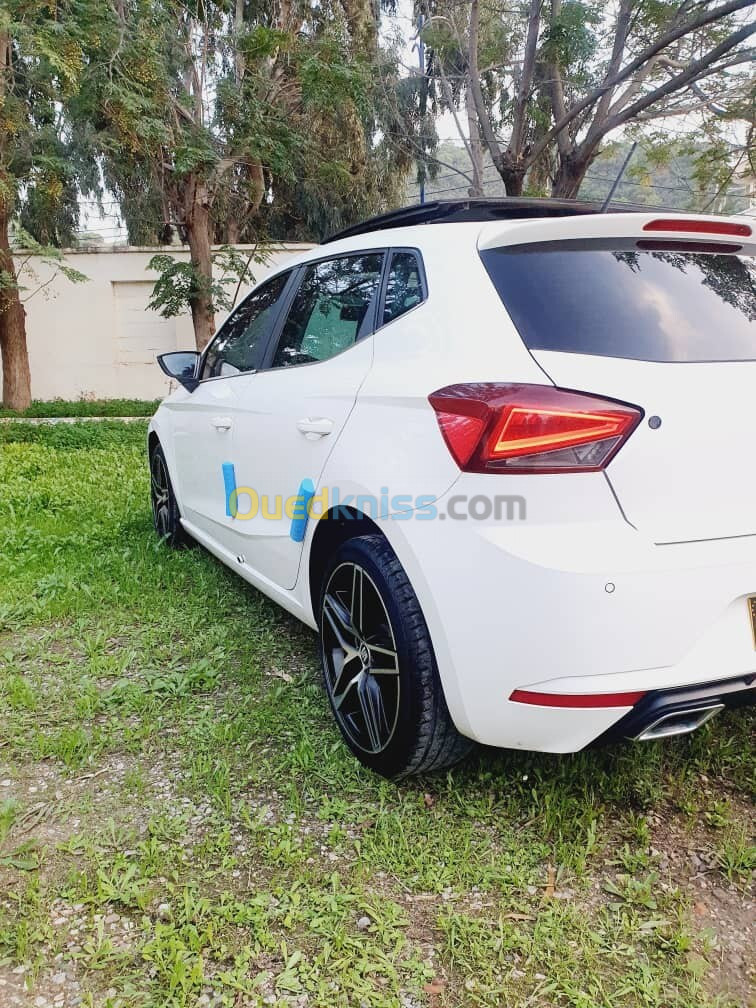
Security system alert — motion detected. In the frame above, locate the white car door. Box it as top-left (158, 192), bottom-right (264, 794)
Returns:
top-left (222, 250), bottom-right (386, 589)
top-left (165, 270), bottom-right (295, 544)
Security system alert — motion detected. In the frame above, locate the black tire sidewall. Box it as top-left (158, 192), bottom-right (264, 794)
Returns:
top-left (150, 443), bottom-right (187, 548)
top-left (318, 535), bottom-right (434, 778)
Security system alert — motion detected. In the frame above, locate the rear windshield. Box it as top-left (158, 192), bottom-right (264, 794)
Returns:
top-left (481, 239), bottom-right (756, 362)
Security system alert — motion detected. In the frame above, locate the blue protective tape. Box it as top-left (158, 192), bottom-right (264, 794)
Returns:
top-left (222, 462), bottom-right (237, 517)
top-left (290, 479), bottom-right (315, 542)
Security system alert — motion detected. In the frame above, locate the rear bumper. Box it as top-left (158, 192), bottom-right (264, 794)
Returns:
top-left (593, 673), bottom-right (756, 746)
top-left (379, 473), bottom-right (756, 752)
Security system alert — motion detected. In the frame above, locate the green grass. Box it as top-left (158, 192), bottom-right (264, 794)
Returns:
top-left (0, 421), bottom-right (753, 1007)
top-left (0, 397), bottom-right (160, 418)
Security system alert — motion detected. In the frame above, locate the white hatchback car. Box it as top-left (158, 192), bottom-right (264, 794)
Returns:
top-left (150, 199), bottom-right (756, 778)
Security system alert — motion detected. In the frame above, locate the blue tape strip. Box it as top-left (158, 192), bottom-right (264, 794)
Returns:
top-left (222, 462), bottom-right (237, 517)
top-left (290, 479), bottom-right (315, 542)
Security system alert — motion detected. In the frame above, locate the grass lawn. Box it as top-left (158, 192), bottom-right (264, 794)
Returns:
top-left (0, 399), bottom-right (160, 419)
top-left (0, 421), bottom-right (753, 1008)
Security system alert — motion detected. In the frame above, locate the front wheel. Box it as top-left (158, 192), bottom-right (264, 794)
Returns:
top-left (149, 443), bottom-right (192, 548)
top-left (318, 534), bottom-right (472, 778)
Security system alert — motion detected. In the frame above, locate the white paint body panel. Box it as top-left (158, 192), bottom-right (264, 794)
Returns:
top-left (150, 211), bottom-right (756, 753)
top-left (533, 352), bottom-right (756, 543)
top-left (222, 338), bottom-right (373, 588)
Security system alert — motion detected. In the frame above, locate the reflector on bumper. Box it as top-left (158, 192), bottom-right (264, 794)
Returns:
top-left (509, 689), bottom-right (645, 708)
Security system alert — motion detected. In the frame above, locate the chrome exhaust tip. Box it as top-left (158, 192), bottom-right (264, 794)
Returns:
top-left (634, 702), bottom-right (725, 742)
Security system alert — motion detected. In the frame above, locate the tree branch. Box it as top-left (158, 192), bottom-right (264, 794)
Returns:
top-left (606, 23), bottom-right (756, 133)
top-left (547, 0), bottom-right (572, 160)
top-left (528, 0), bottom-right (755, 167)
top-left (422, 12), bottom-right (476, 172)
top-left (510, 0), bottom-right (541, 157)
top-left (466, 0), bottom-right (503, 170)
top-left (584, 0), bottom-right (633, 144)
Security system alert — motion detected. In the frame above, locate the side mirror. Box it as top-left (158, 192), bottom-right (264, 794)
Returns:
top-left (157, 351), bottom-right (200, 392)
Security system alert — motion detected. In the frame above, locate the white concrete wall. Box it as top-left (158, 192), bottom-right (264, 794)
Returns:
top-left (7, 243), bottom-right (314, 401)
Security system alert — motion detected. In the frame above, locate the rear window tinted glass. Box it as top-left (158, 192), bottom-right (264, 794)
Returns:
top-left (481, 241), bottom-right (755, 362)
top-left (383, 251), bottom-right (425, 325)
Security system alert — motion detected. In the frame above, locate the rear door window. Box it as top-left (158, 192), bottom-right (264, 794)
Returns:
top-left (481, 240), bottom-right (755, 362)
top-left (271, 253), bottom-right (384, 369)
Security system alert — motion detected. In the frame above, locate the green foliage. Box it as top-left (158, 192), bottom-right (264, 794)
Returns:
top-left (74, 0), bottom-right (397, 251)
top-left (238, 24), bottom-right (290, 62)
top-left (147, 244), bottom-right (270, 319)
top-left (0, 1), bottom-right (100, 244)
top-left (18, 154), bottom-right (80, 247)
top-left (0, 398), bottom-right (159, 419)
top-left (0, 228), bottom-right (87, 319)
top-left (405, 137), bottom-right (752, 213)
top-left (10, 228), bottom-right (88, 296)
top-left (417, 0), bottom-right (754, 200)
top-left (298, 32), bottom-right (371, 115)
top-left (147, 257), bottom-right (217, 319)
top-left (540, 1), bottom-right (601, 77)
top-left (0, 418), bottom-right (147, 449)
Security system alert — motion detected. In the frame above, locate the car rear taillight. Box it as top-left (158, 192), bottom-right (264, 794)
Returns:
top-left (428, 384), bottom-right (643, 474)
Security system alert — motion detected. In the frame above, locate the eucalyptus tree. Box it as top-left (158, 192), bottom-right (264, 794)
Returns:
top-left (79, 0), bottom-right (394, 350)
top-left (0, 1), bottom-right (95, 410)
top-left (419, 0), bottom-right (755, 199)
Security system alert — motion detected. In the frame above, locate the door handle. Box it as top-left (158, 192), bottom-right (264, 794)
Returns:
top-left (212, 417), bottom-right (233, 432)
top-left (297, 417), bottom-right (334, 438)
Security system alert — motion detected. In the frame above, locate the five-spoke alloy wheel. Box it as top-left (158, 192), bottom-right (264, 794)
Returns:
top-left (322, 562), bottom-right (401, 755)
top-left (319, 535), bottom-right (471, 778)
top-left (149, 443), bottom-right (191, 549)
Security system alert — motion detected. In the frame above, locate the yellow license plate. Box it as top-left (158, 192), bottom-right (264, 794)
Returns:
top-left (750, 597), bottom-right (756, 648)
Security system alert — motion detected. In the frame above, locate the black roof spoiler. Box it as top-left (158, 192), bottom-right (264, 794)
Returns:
top-left (323, 197), bottom-right (672, 244)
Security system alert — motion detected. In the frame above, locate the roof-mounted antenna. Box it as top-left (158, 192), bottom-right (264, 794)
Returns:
top-left (601, 142), bottom-right (638, 212)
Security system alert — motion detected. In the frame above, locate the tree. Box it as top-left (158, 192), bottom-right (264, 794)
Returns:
top-left (401, 134), bottom-right (753, 211)
top-left (0, 2), bottom-right (92, 410)
top-left (418, 0), bottom-right (755, 200)
top-left (77, 0), bottom-right (394, 350)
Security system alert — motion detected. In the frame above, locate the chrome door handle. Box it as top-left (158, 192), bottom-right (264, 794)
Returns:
top-left (297, 417), bottom-right (334, 438)
top-left (212, 417), bottom-right (233, 432)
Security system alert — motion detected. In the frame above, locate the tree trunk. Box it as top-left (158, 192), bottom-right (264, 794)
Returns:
top-left (184, 181), bottom-right (216, 351)
top-left (502, 172), bottom-right (524, 196)
top-left (0, 197), bottom-right (31, 411)
top-left (465, 85), bottom-right (485, 197)
top-left (551, 155), bottom-right (590, 199)
top-left (497, 153), bottom-right (525, 196)
top-left (226, 218), bottom-right (240, 244)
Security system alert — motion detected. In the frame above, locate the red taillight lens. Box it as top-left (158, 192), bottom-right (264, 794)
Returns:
top-left (643, 218), bottom-right (751, 238)
top-left (428, 384), bottom-right (643, 474)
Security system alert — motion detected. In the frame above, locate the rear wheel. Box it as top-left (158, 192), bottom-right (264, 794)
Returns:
top-left (149, 443), bottom-right (191, 548)
top-left (318, 534), bottom-right (472, 778)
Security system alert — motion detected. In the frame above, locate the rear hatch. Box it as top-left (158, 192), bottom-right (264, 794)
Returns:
top-left (479, 214), bottom-right (756, 544)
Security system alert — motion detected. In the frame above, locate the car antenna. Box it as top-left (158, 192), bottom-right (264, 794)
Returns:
top-left (601, 142), bottom-right (638, 212)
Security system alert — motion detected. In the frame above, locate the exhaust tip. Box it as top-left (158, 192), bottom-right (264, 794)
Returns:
top-left (634, 702), bottom-right (724, 742)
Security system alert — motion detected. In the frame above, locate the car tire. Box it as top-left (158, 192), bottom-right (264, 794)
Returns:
top-left (318, 534), bottom-right (472, 778)
top-left (149, 442), bottom-right (192, 548)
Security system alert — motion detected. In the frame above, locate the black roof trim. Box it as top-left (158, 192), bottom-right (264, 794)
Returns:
top-left (323, 197), bottom-right (663, 244)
